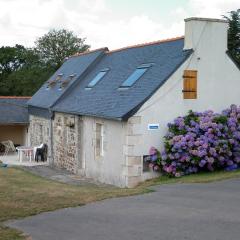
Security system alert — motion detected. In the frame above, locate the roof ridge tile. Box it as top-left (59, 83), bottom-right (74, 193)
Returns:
top-left (107, 36), bottom-right (184, 54)
top-left (67, 36), bottom-right (184, 59)
top-left (0, 96), bottom-right (31, 99)
top-left (68, 47), bottom-right (109, 59)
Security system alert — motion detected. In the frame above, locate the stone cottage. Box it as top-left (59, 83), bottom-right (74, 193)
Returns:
top-left (28, 17), bottom-right (240, 187)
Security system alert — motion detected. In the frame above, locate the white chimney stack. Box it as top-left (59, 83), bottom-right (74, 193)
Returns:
top-left (183, 17), bottom-right (228, 52)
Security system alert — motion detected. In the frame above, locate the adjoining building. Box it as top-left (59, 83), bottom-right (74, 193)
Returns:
top-left (0, 96), bottom-right (30, 147)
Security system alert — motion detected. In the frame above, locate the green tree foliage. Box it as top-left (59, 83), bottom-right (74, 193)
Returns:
top-left (0, 45), bottom-right (55, 95)
top-left (35, 29), bottom-right (90, 69)
top-left (4, 65), bottom-right (55, 96)
top-left (0, 45), bottom-right (27, 75)
top-left (0, 29), bottom-right (90, 96)
top-left (223, 9), bottom-right (240, 64)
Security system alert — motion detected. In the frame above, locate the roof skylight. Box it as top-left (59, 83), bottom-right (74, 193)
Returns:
top-left (86, 68), bottom-right (109, 89)
top-left (119, 63), bottom-right (153, 88)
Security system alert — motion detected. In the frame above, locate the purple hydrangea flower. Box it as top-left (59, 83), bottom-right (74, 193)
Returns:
top-left (149, 105), bottom-right (240, 176)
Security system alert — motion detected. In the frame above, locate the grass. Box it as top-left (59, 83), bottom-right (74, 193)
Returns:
top-left (0, 167), bottom-right (150, 240)
top-left (1, 167), bottom-right (240, 240)
top-left (142, 169), bottom-right (240, 186)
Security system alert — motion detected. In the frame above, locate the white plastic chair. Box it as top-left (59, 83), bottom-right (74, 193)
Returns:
top-left (33, 143), bottom-right (44, 161)
top-left (1, 140), bottom-right (16, 156)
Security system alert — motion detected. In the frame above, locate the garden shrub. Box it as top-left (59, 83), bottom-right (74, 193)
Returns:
top-left (148, 105), bottom-right (240, 177)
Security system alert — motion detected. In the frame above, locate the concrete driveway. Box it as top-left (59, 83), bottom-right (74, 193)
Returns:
top-left (8, 179), bottom-right (240, 240)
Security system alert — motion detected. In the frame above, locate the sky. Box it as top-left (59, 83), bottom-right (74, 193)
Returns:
top-left (0, 0), bottom-right (239, 50)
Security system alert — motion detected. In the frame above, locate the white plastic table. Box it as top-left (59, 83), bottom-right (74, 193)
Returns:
top-left (16, 146), bottom-right (34, 163)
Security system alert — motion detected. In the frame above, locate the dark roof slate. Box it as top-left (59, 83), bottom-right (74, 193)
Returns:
top-left (0, 97), bottom-right (30, 124)
top-left (27, 48), bottom-right (107, 109)
top-left (52, 38), bottom-right (192, 120)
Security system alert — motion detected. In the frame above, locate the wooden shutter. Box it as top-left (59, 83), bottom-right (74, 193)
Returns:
top-left (183, 70), bottom-right (197, 99)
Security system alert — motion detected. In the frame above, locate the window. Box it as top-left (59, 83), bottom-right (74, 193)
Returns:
top-left (86, 69), bottom-right (109, 89)
top-left (119, 63), bottom-right (152, 88)
top-left (182, 70), bottom-right (197, 99)
top-left (96, 123), bottom-right (104, 157)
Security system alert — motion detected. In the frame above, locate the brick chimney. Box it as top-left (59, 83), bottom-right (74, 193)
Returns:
top-left (183, 17), bottom-right (228, 52)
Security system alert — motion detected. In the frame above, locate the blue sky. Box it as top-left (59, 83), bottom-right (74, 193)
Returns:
top-left (0, 0), bottom-right (239, 49)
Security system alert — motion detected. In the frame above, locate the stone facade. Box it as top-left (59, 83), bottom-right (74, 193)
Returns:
top-left (124, 116), bottom-right (160, 187)
top-left (29, 115), bottom-right (51, 158)
top-left (29, 113), bottom-right (82, 173)
top-left (53, 113), bottom-right (81, 173)
top-left (123, 116), bottom-right (143, 187)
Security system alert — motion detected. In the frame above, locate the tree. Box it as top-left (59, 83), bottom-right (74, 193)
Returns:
top-left (223, 9), bottom-right (240, 64)
top-left (5, 65), bottom-right (55, 96)
top-left (35, 29), bottom-right (90, 69)
top-left (0, 45), bottom-right (35, 95)
top-left (0, 45), bottom-right (27, 75)
top-left (0, 45), bottom-right (54, 95)
top-left (0, 29), bottom-right (90, 96)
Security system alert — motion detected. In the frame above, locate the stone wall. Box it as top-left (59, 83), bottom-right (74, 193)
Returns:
top-left (53, 112), bottom-right (80, 173)
top-left (124, 116), bottom-right (160, 187)
top-left (29, 115), bottom-right (51, 158)
top-left (124, 116), bottom-right (143, 187)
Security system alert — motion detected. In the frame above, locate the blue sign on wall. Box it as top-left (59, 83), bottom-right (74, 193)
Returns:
top-left (148, 124), bottom-right (159, 130)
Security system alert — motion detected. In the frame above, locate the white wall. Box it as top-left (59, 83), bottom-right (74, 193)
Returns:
top-left (82, 116), bottom-right (128, 187)
top-left (184, 18), bottom-right (228, 52)
top-left (132, 18), bottom-right (240, 157)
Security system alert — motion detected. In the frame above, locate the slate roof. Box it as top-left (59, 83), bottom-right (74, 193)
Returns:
top-left (0, 97), bottom-right (30, 124)
top-left (29, 37), bottom-right (193, 120)
top-left (28, 48), bottom-right (107, 109)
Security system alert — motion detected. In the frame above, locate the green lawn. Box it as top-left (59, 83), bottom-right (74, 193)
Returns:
top-left (1, 167), bottom-right (240, 240)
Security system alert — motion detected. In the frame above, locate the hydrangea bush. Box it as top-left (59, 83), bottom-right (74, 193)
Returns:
top-left (148, 105), bottom-right (240, 177)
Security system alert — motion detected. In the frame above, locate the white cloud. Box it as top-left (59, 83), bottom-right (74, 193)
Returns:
top-left (0, 0), bottom-right (239, 50)
top-left (80, 15), bottom-right (183, 49)
top-left (0, 0), bottom-right (110, 47)
top-left (189, 0), bottom-right (240, 17)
